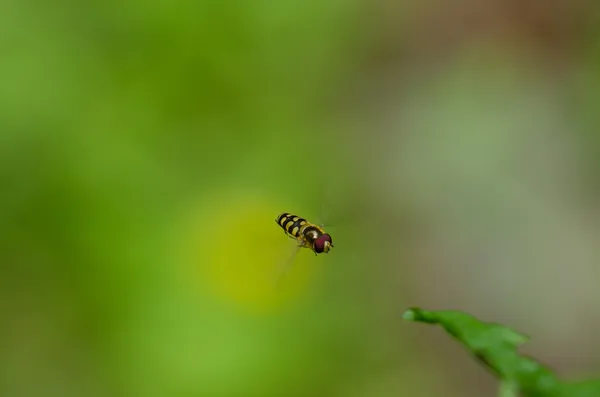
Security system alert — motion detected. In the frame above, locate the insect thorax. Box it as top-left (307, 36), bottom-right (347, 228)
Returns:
top-left (300, 225), bottom-right (322, 245)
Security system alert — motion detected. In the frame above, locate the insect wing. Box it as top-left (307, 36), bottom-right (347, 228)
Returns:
top-left (273, 243), bottom-right (302, 287)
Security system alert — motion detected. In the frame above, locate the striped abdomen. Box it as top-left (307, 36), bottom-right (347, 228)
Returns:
top-left (276, 213), bottom-right (309, 238)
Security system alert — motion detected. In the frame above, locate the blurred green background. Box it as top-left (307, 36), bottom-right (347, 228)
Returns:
top-left (3, 1), bottom-right (600, 396)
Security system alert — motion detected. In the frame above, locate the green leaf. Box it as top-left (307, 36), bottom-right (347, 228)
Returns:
top-left (403, 307), bottom-right (559, 397)
top-left (499, 381), bottom-right (519, 397)
top-left (403, 308), bottom-right (600, 396)
top-left (558, 379), bottom-right (600, 397)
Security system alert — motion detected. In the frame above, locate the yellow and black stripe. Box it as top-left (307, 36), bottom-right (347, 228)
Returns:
top-left (276, 212), bottom-right (309, 238)
top-left (276, 212), bottom-right (333, 255)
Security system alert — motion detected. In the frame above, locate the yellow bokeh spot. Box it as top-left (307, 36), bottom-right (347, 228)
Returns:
top-left (177, 189), bottom-right (322, 314)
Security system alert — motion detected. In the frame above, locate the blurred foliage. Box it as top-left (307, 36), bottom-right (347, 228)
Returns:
top-left (3, 0), bottom-right (600, 396)
top-left (0, 1), bottom-right (387, 396)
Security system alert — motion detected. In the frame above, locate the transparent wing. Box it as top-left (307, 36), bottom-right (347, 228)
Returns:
top-left (273, 243), bottom-right (302, 287)
top-left (315, 168), bottom-right (367, 231)
top-left (314, 152), bottom-right (346, 229)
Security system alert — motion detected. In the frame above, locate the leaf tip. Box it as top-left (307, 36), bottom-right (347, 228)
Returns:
top-left (402, 307), bottom-right (420, 321)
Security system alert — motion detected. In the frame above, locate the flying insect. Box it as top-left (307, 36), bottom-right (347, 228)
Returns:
top-left (275, 212), bottom-right (333, 255)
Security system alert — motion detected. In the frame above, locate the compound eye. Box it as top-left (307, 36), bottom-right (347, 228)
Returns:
top-left (314, 239), bottom-right (325, 253)
top-left (314, 234), bottom-right (332, 254)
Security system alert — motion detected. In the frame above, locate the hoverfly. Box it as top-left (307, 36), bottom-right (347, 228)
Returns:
top-left (275, 212), bottom-right (334, 255)
top-left (273, 212), bottom-right (334, 284)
